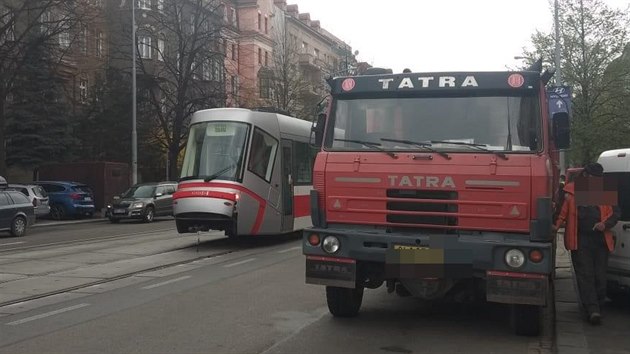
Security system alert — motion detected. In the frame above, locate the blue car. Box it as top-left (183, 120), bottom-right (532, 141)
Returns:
top-left (34, 181), bottom-right (95, 220)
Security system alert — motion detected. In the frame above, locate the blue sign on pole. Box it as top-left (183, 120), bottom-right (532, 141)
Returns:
top-left (546, 86), bottom-right (572, 117)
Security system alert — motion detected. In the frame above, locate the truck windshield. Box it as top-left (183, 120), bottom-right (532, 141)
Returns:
top-left (180, 121), bottom-right (250, 182)
top-left (325, 95), bottom-right (542, 153)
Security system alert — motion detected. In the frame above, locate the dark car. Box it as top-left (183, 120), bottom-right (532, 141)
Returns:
top-left (34, 181), bottom-right (96, 220)
top-left (0, 177), bottom-right (35, 237)
top-left (107, 182), bottom-right (177, 223)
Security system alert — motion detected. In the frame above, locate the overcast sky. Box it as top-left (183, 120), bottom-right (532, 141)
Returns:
top-left (290, 0), bottom-right (630, 73)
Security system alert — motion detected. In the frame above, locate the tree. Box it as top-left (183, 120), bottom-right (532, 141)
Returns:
top-left (0, 0), bottom-right (82, 175)
top-left (111, 0), bottom-right (227, 180)
top-left (5, 36), bottom-right (74, 168)
top-left (260, 19), bottom-right (325, 120)
top-left (522, 0), bottom-right (630, 164)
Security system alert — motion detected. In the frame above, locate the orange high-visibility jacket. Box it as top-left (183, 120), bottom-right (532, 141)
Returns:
top-left (554, 182), bottom-right (615, 252)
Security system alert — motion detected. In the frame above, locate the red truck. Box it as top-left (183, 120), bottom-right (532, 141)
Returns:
top-left (304, 66), bottom-right (570, 336)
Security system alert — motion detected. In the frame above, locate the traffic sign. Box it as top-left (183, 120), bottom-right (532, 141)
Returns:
top-left (547, 86), bottom-right (572, 117)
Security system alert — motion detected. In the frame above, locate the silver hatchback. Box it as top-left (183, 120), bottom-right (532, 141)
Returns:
top-left (9, 184), bottom-right (51, 218)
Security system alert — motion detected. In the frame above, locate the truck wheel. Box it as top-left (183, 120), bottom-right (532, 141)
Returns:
top-left (326, 286), bottom-right (364, 317)
top-left (511, 304), bottom-right (542, 336)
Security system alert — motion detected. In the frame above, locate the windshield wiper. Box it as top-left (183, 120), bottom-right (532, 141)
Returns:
top-left (334, 139), bottom-right (397, 158)
top-left (178, 175), bottom-right (206, 182)
top-left (381, 138), bottom-right (450, 160)
top-left (204, 164), bottom-right (237, 182)
top-left (429, 140), bottom-right (508, 160)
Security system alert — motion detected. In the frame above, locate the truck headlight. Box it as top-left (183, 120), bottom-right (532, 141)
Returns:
top-left (505, 249), bottom-right (526, 269)
top-left (322, 236), bottom-right (340, 254)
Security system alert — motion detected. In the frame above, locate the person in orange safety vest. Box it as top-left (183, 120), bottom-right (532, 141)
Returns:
top-left (553, 162), bottom-right (620, 325)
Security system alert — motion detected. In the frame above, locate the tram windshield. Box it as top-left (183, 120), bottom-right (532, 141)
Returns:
top-left (180, 121), bottom-right (250, 182)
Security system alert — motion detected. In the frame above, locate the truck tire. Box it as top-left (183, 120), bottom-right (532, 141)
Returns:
top-left (326, 286), bottom-right (363, 317)
top-left (511, 304), bottom-right (542, 336)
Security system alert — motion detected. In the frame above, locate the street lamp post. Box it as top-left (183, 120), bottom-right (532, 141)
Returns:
top-left (554, 0), bottom-right (566, 172)
top-left (131, 0), bottom-right (138, 184)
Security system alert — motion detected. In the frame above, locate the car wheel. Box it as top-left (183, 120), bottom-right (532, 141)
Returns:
top-left (144, 207), bottom-right (154, 223)
top-left (10, 216), bottom-right (27, 237)
top-left (50, 205), bottom-right (65, 220)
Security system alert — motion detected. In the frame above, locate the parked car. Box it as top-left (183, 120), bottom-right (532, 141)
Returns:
top-left (8, 184), bottom-right (50, 218)
top-left (34, 181), bottom-right (95, 220)
top-left (107, 182), bottom-right (177, 223)
top-left (0, 177), bottom-right (35, 237)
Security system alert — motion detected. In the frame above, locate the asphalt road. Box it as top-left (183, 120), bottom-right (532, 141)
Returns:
top-left (0, 231), bottom-right (546, 354)
top-left (0, 217), bottom-right (176, 250)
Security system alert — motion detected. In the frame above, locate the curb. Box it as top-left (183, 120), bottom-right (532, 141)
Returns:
top-left (32, 217), bottom-right (108, 229)
top-left (554, 233), bottom-right (590, 354)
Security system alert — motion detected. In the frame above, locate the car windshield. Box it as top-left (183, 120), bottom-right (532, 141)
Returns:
top-left (180, 121), bottom-right (250, 182)
top-left (122, 185), bottom-right (156, 198)
top-left (325, 95), bottom-right (542, 152)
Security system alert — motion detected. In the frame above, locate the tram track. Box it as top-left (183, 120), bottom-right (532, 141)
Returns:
top-left (0, 228), bottom-right (177, 254)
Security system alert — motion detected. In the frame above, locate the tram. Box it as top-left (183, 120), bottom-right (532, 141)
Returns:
top-left (173, 108), bottom-right (316, 237)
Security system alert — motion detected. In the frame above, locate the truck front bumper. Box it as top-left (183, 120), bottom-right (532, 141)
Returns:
top-left (303, 227), bottom-right (552, 306)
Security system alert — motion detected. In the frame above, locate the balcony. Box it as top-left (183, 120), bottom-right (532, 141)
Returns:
top-left (299, 53), bottom-right (319, 71)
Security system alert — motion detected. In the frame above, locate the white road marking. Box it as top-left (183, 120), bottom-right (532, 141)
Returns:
top-left (223, 258), bottom-right (256, 268)
top-left (142, 276), bottom-right (192, 290)
top-left (6, 303), bottom-right (90, 326)
top-left (277, 246), bottom-right (301, 254)
top-left (0, 242), bottom-right (26, 247)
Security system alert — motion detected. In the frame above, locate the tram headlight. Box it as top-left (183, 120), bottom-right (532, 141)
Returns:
top-left (505, 249), bottom-right (526, 269)
top-left (322, 236), bottom-right (340, 254)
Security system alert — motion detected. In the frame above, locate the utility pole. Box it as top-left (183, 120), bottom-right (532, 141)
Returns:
top-left (554, 0), bottom-right (566, 172)
top-left (131, 0), bottom-right (138, 184)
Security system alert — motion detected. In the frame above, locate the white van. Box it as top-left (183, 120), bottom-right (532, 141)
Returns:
top-left (597, 148), bottom-right (630, 293)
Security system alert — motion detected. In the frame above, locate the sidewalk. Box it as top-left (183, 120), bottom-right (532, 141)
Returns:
top-left (554, 233), bottom-right (630, 354)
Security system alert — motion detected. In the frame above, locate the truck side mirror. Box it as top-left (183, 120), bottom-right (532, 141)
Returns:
top-left (552, 112), bottom-right (570, 150)
top-left (310, 113), bottom-right (326, 148)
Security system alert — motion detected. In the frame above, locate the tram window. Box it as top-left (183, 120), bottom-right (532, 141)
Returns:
top-left (294, 142), bottom-right (316, 185)
top-left (248, 128), bottom-right (278, 182)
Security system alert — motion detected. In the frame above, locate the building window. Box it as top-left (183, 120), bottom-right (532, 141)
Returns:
top-left (137, 0), bottom-right (151, 10)
top-left (264, 51), bottom-right (268, 66)
top-left (259, 76), bottom-right (271, 99)
top-left (59, 32), bottom-right (71, 48)
top-left (302, 42), bottom-right (308, 53)
top-left (231, 43), bottom-right (236, 60)
top-left (157, 38), bottom-right (165, 61)
top-left (264, 16), bottom-right (268, 34)
top-left (258, 12), bottom-right (261, 31)
top-left (96, 31), bottom-right (103, 57)
top-left (258, 48), bottom-right (262, 64)
top-left (202, 60), bottom-right (210, 80)
top-left (40, 11), bottom-right (54, 34)
top-left (1, 8), bottom-right (14, 42)
top-left (222, 4), bottom-right (227, 22)
top-left (80, 27), bottom-right (88, 55)
top-left (231, 9), bottom-right (236, 25)
top-left (231, 75), bottom-right (238, 96)
top-left (157, 0), bottom-right (164, 12)
top-left (314, 48), bottom-right (319, 58)
top-left (79, 78), bottom-right (88, 103)
top-left (139, 36), bottom-right (152, 59)
top-left (223, 39), bottom-right (227, 57)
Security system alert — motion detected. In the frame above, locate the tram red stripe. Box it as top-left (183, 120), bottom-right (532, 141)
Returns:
top-left (173, 190), bottom-right (237, 201)
top-left (177, 182), bottom-right (266, 234)
top-left (294, 195), bottom-right (310, 218)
